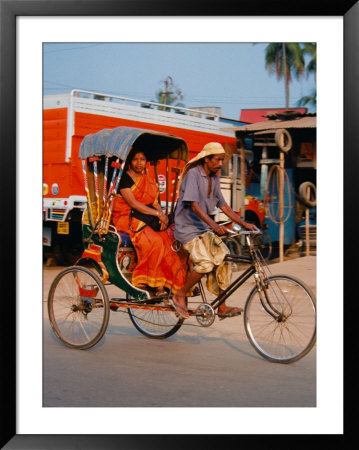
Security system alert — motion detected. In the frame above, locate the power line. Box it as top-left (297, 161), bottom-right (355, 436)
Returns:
top-left (43, 44), bottom-right (102, 54)
top-left (42, 83), bottom-right (311, 110)
top-left (43, 82), bottom-right (285, 102)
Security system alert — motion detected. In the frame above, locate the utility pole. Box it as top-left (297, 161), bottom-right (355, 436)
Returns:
top-left (159, 76), bottom-right (174, 108)
top-left (158, 76), bottom-right (184, 110)
top-left (279, 151), bottom-right (284, 262)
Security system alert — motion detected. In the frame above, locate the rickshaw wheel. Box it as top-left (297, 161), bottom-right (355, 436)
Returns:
top-left (48, 266), bottom-right (110, 349)
top-left (127, 294), bottom-right (184, 339)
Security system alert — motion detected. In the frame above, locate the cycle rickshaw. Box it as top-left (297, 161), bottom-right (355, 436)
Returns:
top-left (47, 126), bottom-right (316, 364)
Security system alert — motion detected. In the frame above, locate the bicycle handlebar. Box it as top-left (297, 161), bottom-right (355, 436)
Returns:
top-left (225, 223), bottom-right (262, 236)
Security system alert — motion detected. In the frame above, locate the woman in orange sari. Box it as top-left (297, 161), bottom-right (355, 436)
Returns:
top-left (112, 150), bottom-right (186, 298)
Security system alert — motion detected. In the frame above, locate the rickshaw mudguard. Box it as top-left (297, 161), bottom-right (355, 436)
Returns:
top-left (81, 224), bottom-right (148, 300)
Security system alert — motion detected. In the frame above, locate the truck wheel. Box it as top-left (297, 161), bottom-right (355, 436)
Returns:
top-left (52, 242), bottom-right (68, 266)
top-left (53, 238), bottom-right (83, 266)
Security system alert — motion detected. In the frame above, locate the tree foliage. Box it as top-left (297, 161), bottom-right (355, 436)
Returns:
top-left (303, 43), bottom-right (316, 78)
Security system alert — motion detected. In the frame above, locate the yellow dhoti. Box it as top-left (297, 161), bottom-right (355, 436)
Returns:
top-left (183, 231), bottom-right (232, 295)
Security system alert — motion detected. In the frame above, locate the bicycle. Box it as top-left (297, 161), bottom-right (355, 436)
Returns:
top-left (47, 126), bottom-right (316, 364)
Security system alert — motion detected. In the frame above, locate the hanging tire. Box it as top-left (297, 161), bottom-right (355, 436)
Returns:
top-left (298, 181), bottom-right (316, 208)
top-left (253, 231), bottom-right (272, 261)
top-left (275, 129), bottom-right (292, 152)
top-left (222, 236), bottom-right (242, 271)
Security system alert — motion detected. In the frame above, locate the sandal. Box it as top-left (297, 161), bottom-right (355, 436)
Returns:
top-left (154, 287), bottom-right (167, 298)
top-left (218, 306), bottom-right (243, 320)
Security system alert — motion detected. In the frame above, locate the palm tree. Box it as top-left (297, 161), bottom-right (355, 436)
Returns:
top-left (297, 88), bottom-right (316, 108)
top-left (303, 43), bottom-right (316, 79)
top-left (297, 43), bottom-right (316, 110)
top-left (264, 43), bottom-right (305, 108)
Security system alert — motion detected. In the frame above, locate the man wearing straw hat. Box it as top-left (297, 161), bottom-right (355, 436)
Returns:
top-left (172, 142), bottom-right (256, 319)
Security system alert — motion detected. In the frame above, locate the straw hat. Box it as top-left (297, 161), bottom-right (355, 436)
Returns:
top-left (180, 142), bottom-right (224, 179)
top-left (180, 142), bottom-right (238, 181)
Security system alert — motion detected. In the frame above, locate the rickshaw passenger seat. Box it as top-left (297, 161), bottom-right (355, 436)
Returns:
top-left (119, 232), bottom-right (133, 248)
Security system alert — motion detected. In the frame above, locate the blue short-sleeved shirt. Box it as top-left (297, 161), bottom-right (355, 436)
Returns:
top-left (174, 165), bottom-right (227, 244)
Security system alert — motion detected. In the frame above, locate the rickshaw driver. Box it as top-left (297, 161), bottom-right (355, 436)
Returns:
top-left (173, 142), bottom-right (257, 319)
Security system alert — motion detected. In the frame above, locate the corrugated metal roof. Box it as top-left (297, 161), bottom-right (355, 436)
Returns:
top-left (227, 115), bottom-right (316, 133)
top-left (239, 108), bottom-right (308, 124)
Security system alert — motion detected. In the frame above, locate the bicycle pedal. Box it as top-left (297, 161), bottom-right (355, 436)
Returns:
top-left (191, 287), bottom-right (201, 297)
top-left (217, 310), bottom-right (242, 320)
top-left (162, 297), bottom-right (170, 307)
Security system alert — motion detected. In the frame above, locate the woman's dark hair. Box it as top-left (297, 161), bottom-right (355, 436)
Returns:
top-left (128, 148), bottom-right (146, 162)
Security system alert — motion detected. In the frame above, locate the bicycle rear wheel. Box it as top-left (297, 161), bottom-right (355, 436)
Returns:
top-left (128, 295), bottom-right (184, 339)
top-left (48, 266), bottom-right (110, 349)
top-left (244, 275), bottom-right (316, 363)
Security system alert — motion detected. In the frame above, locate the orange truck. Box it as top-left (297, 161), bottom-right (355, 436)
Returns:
top-left (43, 89), bottom-right (265, 264)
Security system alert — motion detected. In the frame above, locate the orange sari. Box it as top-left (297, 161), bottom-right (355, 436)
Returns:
top-left (112, 173), bottom-right (186, 294)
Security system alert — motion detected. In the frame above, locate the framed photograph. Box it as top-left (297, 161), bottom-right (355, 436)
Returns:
top-left (1, 0), bottom-right (355, 448)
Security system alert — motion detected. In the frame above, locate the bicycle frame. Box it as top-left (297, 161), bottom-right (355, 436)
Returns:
top-left (105, 230), bottom-right (282, 325)
top-left (204, 232), bottom-right (281, 322)
top-left (209, 256), bottom-right (255, 311)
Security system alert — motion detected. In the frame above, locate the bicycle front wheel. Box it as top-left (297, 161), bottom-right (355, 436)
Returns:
top-left (48, 266), bottom-right (110, 349)
top-left (128, 296), bottom-right (184, 339)
top-left (244, 275), bottom-right (316, 363)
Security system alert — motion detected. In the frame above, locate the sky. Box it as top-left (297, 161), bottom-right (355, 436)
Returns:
top-left (43, 42), bottom-right (316, 120)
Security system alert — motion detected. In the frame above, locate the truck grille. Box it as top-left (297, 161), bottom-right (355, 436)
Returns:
top-left (50, 208), bottom-right (66, 220)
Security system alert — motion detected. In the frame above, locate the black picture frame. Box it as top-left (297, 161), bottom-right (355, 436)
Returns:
top-left (1, 0), bottom-right (356, 448)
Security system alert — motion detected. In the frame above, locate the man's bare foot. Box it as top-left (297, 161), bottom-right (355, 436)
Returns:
top-left (172, 294), bottom-right (189, 319)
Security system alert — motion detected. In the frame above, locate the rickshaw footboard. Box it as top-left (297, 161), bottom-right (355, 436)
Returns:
top-left (109, 297), bottom-right (174, 312)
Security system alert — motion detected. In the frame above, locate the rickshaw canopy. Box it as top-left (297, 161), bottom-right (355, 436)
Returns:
top-left (79, 126), bottom-right (189, 162)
